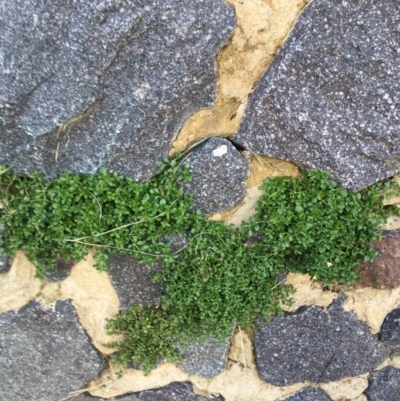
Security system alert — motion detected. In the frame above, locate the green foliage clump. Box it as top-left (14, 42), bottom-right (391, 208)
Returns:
top-left (107, 305), bottom-right (184, 369)
top-left (1, 159), bottom-right (399, 374)
top-left (0, 157), bottom-right (194, 278)
top-left (248, 171), bottom-right (399, 285)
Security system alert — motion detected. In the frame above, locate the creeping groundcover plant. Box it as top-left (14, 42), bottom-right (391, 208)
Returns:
top-left (1, 156), bottom-right (399, 373)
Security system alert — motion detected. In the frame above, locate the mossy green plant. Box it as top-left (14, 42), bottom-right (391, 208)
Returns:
top-left (1, 158), bottom-right (399, 373)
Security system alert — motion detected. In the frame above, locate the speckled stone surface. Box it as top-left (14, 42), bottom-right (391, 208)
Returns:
top-left (182, 137), bottom-right (249, 214)
top-left (383, 229), bottom-right (400, 238)
top-left (0, 225), bottom-right (10, 274)
top-left (282, 387), bottom-right (332, 401)
top-left (0, 252), bottom-right (10, 274)
top-left (179, 336), bottom-right (229, 378)
top-left (233, 0), bottom-right (400, 190)
top-left (108, 254), bottom-right (164, 310)
top-left (0, 300), bottom-right (106, 401)
top-left (365, 366), bottom-right (400, 401)
top-left (45, 257), bottom-right (76, 282)
top-left (254, 295), bottom-right (386, 386)
top-left (380, 308), bottom-right (400, 355)
top-left (0, 0), bottom-right (235, 181)
top-left (107, 236), bottom-right (186, 310)
top-left (67, 382), bottom-right (223, 401)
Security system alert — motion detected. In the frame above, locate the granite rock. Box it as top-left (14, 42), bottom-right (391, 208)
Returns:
top-left (234, 0), bottom-right (400, 190)
top-left (0, 300), bottom-right (106, 401)
top-left (383, 229), bottom-right (400, 238)
top-left (66, 382), bottom-right (223, 401)
top-left (179, 336), bottom-right (229, 378)
top-left (107, 235), bottom-right (186, 310)
top-left (182, 137), bottom-right (249, 214)
top-left (0, 252), bottom-right (10, 274)
top-left (45, 257), bottom-right (76, 282)
top-left (107, 233), bottom-right (228, 377)
top-left (283, 387), bottom-right (332, 401)
top-left (365, 366), bottom-right (400, 401)
top-left (380, 308), bottom-right (400, 354)
top-left (254, 295), bottom-right (386, 386)
top-left (0, 0), bottom-right (235, 181)
top-left (108, 254), bottom-right (164, 311)
top-left (0, 225), bottom-right (10, 274)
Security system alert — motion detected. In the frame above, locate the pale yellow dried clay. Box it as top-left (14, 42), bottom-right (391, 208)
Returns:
top-left (0, 252), bottom-right (43, 314)
top-left (170, 0), bottom-right (310, 154)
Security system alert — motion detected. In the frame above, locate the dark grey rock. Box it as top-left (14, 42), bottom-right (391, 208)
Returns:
top-left (107, 236), bottom-right (228, 378)
top-left (383, 229), bottom-right (400, 238)
top-left (254, 295), bottom-right (386, 386)
top-left (0, 225), bottom-right (10, 274)
top-left (66, 394), bottom-right (103, 401)
top-left (0, 253), bottom-right (10, 274)
top-left (233, 0), bottom-right (400, 191)
top-left (0, 300), bottom-right (106, 401)
top-left (365, 366), bottom-right (400, 401)
top-left (107, 235), bottom-right (186, 310)
top-left (45, 257), bottom-right (76, 282)
top-left (182, 137), bottom-right (249, 214)
top-left (0, 0), bottom-right (235, 181)
top-left (380, 308), bottom-right (400, 354)
top-left (282, 387), bottom-right (332, 401)
top-left (67, 382), bottom-right (223, 400)
top-left (108, 254), bottom-right (164, 310)
top-left (179, 336), bottom-right (229, 378)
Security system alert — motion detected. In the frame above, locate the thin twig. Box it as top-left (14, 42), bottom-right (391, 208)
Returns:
top-left (0, 167), bottom-right (10, 176)
top-left (54, 380), bottom-right (114, 401)
top-left (88, 190), bottom-right (102, 222)
top-left (55, 143), bottom-right (60, 162)
top-left (66, 240), bottom-right (164, 257)
top-left (171, 232), bottom-right (204, 255)
top-left (66, 199), bottom-right (178, 242)
top-left (65, 232), bottom-right (206, 258)
top-left (271, 278), bottom-right (287, 291)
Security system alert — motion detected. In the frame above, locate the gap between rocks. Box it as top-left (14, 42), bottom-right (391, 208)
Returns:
top-left (169, 0), bottom-right (312, 156)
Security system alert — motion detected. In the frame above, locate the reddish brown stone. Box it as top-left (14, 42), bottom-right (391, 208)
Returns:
top-left (352, 236), bottom-right (400, 289)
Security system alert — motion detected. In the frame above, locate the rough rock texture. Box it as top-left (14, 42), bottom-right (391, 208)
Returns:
top-left (108, 254), bottom-right (164, 310)
top-left (0, 300), bottom-right (106, 401)
top-left (107, 235), bottom-right (186, 310)
top-left (0, 225), bottom-right (10, 274)
top-left (170, 0), bottom-right (309, 155)
top-left (380, 308), bottom-right (400, 354)
top-left (383, 229), bottom-right (400, 238)
top-left (45, 257), bottom-right (76, 282)
top-left (234, 0), bottom-right (400, 190)
top-left (0, 252), bottom-right (9, 274)
top-left (179, 336), bottom-right (229, 378)
top-left (183, 137), bottom-right (249, 214)
top-left (107, 253), bottom-right (229, 376)
top-left (254, 296), bottom-right (386, 386)
top-left (78, 383), bottom-right (223, 400)
top-left (283, 387), bottom-right (332, 401)
top-left (352, 236), bottom-right (400, 289)
top-left (365, 366), bottom-right (400, 401)
top-left (0, 0), bottom-right (235, 181)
